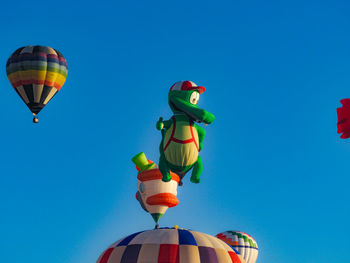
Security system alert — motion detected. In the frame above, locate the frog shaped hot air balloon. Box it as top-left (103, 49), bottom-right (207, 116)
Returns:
top-left (6, 45), bottom-right (68, 123)
top-left (132, 152), bottom-right (180, 227)
top-left (156, 81), bottom-right (215, 185)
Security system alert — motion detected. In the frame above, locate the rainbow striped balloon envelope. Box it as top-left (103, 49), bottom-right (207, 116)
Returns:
top-left (216, 231), bottom-right (258, 263)
top-left (6, 45), bottom-right (68, 122)
top-left (97, 227), bottom-right (246, 263)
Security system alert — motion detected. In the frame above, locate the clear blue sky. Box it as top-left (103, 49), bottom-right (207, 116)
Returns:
top-left (1, 0), bottom-right (349, 262)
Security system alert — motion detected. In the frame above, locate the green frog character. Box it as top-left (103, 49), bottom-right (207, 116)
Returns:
top-left (157, 81), bottom-right (215, 185)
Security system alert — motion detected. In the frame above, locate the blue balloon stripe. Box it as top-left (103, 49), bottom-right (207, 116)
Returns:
top-left (178, 229), bottom-right (197, 245)
top-left (231, 245), bottom-right (259, 250)
top-left (11, 55), bottom-right (47, 63)
top-left (117, 231), bottom-right (145, 247)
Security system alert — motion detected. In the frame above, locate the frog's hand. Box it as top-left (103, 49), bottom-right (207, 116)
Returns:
top-left (202, 111), bottom-right (215, 125)
top-left (156, 117), bottom-right (164, 130)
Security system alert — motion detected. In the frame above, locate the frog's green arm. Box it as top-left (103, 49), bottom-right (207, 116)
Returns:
top-left (194, 123), bottom-right (206, 152)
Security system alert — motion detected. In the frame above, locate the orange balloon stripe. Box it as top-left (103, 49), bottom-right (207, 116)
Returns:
top-left (216, 233), bottom-right (240, 246)
top-left (146, 193), bottom-right (179, 207)
top-left (223, 238), bottom-right (239, 246)
top-left (11, 80), bottom-right (62, 90)
top-left (9, 73), bottom-right (66, 87)
top-left (138, 169), bottom-right (180, 183)
top-left (228, 251), bottom-right (243, 263)
top-left (54, 83), bottom-right (63, 90)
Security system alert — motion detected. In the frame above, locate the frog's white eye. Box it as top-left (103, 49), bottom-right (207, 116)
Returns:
top-left (139, 182), bottom-right (146, 193)
top-left (190, 92), bottom-right (199, 105)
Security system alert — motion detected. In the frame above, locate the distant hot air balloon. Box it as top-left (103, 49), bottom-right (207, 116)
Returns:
top-left (337, 99), bottom-right (350, 139)
top-left (97, 227), bottom-right (246, 263)
top-left (6, 45), bottom-right (68, 123)
top-left (216, 231), bottom-right (258, 263)
top-left (132, 152), bottom-right (180, 227)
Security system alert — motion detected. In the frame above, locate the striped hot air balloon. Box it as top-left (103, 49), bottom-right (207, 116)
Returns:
top-left (97, 227), bottom-right (246, 263)
top-left (216, 231), bottom-right (258, 263)
top-left (6, 45), bottom-right (68, 123)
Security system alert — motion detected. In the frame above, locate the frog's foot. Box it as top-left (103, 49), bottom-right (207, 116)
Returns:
top-left (162, 173), bottom-right (171, 182)
top-left (190, 175), bottom-right (200, 184)
top-left (190, 156), bottom-right (203, 184)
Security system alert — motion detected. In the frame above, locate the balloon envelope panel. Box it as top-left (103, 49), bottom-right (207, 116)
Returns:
top-left (97, 227), bottom-right (244, 263)
top-left (216, 231), bottom-right (258, 263)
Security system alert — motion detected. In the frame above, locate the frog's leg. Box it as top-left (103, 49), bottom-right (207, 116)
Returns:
top-left (190, 155), bottom-right (203, 183)
top-left (159, 153), bottom-right (171, 182)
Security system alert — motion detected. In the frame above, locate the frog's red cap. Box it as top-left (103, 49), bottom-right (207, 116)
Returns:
top-left (169, 80), bottom-right (206, 94)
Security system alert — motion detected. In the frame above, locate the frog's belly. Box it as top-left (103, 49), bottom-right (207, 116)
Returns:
top-left (164, 141), bottom-right (198, 168)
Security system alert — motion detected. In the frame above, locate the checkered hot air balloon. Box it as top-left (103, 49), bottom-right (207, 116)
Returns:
top-left (6, 45), bottom-right (68, 123)
top-left (216, 231), bottom-right (258, 263)
top-left (97, 227), bottom-right (246, 263)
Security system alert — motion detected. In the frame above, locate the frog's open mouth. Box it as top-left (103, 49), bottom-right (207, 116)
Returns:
top-left (170, 101), bottom-right (202, 123)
